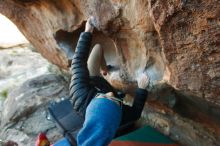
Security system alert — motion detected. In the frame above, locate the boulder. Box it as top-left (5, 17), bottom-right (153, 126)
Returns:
top-left (0, 0), bottom-right (219, 145)
top-left (0, 14), bottom-right (28, 48)
top-left (0, 46), bottom-right (52, 97)
top-left (0, 47), bottom-right (69, 145)
top-left (0, 74), bottom-right (68, 145)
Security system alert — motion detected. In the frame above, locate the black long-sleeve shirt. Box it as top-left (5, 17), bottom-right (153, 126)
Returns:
top-left (70, 32), bottom-right (148, 129)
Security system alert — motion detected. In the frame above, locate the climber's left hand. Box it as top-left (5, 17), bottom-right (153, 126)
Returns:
top-left (85, 16), bottom-right (95, 33)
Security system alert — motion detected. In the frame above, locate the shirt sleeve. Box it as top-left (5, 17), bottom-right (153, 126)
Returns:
top-left (69, 32), bottom-right (96, 112)
top-left (120, 88), bottom-right (148, 126)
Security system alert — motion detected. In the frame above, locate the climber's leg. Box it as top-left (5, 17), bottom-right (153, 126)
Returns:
top-left (88, 44), bottom-right (107, 76)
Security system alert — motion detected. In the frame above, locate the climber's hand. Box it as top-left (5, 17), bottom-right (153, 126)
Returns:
top-left (137, 73), bottom-right (150, 90)
top-left (85, 16), bottom-right (95, 33)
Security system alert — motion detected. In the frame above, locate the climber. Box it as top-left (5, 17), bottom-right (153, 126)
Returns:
top-left (36, 16), bottom-right (150, 146)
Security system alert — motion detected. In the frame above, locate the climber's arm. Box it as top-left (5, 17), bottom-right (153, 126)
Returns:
top-left (131, 73), bottom-right (149, 119)
top-left (131, 88), bottom-right (148, 119)
top-left (69, 18), bottom-right (94, 111)
top-left (120, 74), bottom-right (149, 126)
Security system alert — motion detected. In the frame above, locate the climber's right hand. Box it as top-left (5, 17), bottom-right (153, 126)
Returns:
top-left (85, 16), bottom-right (95, 33)
top-left (137, 73), bottom-right (150, 90)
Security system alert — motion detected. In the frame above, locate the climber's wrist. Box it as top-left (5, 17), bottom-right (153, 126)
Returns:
top-left (137, 73), bottom-right (150, 90)
top-left (85, 17), bottom-right (95, 33)
top-left (85, 28), bottom-right (94, 33)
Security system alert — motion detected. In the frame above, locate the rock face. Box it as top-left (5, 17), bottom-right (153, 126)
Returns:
top-left (0, 46), bottom-right (51, 95)
top-left (0, 47), bottom-right (70, 145)
top-left (0, 74), bottom-right (69, 146)
top-left (0, 0), bottom-right (219, 145)
top-left (148, 0), bottom-right (220, 105)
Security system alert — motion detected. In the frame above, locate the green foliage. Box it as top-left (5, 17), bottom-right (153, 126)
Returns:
top-left (0, 89), bottom-right (8, 100)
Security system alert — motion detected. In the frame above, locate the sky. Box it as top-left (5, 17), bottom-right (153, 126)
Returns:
top-left (0, 13), bottom-right (28, 47)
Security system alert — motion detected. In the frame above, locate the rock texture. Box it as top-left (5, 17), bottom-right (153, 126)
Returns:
top-left (0, 47), bottom-right (70, 145)
top-left (148, 0), bottom-right (220, 105)
top-left (0, 46), bottom-right (51, 96)
top-left (0, 74), bottom-right (68, 146)
top-left (0, 0), bottom-right (219, 145)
